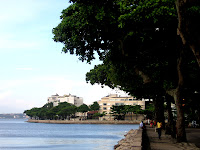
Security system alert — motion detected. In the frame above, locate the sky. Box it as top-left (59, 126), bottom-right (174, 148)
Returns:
top-left (0, 0), bottom-right (128, 113)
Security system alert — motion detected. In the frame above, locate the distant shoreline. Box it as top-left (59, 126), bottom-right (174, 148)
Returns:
top-left (27, 119), bottom-right (140, 124)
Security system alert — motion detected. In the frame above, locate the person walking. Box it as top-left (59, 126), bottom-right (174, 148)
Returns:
top-left (157, 121), bottom-right (162, 139)
top-left (140, 121), bottom-right (143, 129)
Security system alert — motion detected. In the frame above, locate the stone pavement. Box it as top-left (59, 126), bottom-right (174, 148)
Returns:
top-left (145, 125), bottom-right (200, 150)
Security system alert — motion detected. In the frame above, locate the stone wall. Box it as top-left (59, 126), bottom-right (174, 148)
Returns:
top-left (27, 119), bottom-right (140, 124)
top-left (114, 129), bottom-right (143, 150)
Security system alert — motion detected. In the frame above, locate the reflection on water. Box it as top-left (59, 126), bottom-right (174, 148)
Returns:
top-left (0, 119), bottom-right (139, 150)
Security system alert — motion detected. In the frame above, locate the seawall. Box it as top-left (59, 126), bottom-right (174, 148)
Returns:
top-left (114, 128), bottom-right (143, 150)
top-left (27, 119), bottom-right (140, 124)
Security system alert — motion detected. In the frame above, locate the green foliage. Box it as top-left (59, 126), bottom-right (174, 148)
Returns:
top-left (86, 63), bottom-right (116, 88)
top-left (90, 101), bottom-right (100, 111)
top-left (25, 102), bottom-right (78, 120)
top-left (57, 105), bottom-right (77, 120)
top-left (53, 0), bottom-right (120, 62)
top-left (93, 112), bottom-right (106, 117)
top-left (52, 0), bottom-right (200, 103)
top-left (117, 0), bottom-right (176, 27)
top-left (52, 0), bottom-right (200, 142)
top-left (77, 104), bottom-right (89, 113)
top-left (110, 105), bottom-right (142, 115)
top-left (187, 6), bottom-right (200, 16)
top-left (24, 107), bottom-right (41, 118)
top-left (143, 103), bottom-right (155, 119)
top-left (163, 80), bottom-right (175, 90)
top-left (53, 0), bottom-right (177, 63)
top-left (110, 105), bottom-right (143, 120)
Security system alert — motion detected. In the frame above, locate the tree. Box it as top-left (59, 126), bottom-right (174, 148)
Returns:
top-left (55, 0), bottom-right (176, 128)
top-left (110, 105), bottom-right (126, 120)
top-left (77, 104), bottom-right (89, 113)
top-left (24, 107), bottom-right (41, 119)
top-left (110, 105), bottom-right (143, 120)
top-left (176, 0), bottom-right (200, 67)
top-left (144, 103), bottom-right (155, 119)
top-left (25, 102), bottom-right (78, 120)
top-left (90, 101), bottom-right (100, 111)
top-left (52, 0), bottom-right (199, 142)
top-left (77, 104), bottom-right (89, 119)
top-left (45, 106), bottom-right (56, 119)
top-left (57, 105), bottom-right (77, 120)
top-left (93, 112), bottom-right (106, 118)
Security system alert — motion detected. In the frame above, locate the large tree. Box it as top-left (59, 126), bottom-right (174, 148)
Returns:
top-left (176, 0), bottom-right (200, 67)
top-left (52, 0), bottom-right (199, 142)
top-left (77, 104), bottom-right (89, 113)
top-left (90, 101), bottom-right (100, 111)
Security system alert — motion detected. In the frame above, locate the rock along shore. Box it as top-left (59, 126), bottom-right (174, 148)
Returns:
top-left (114, 129), bottom-right (143, 150)
top-left (27, 119), bottom-right (140, 124)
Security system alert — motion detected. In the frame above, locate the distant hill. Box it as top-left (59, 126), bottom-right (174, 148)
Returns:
top-left (0, 113), bottom-right (27, 119)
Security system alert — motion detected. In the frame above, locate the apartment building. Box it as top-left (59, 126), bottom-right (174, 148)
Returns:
top-left (47, 93), bottom-right (83, 107)
top-left (98, 94), bottom-right (145, 115)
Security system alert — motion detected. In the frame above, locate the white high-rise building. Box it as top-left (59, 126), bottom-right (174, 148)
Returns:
top-left (47, 93), bottom-right (83, 107)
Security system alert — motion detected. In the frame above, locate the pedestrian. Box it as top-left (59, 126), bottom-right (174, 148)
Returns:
top-left (140, 121), bottom-right (143, 129)
top-left (157, 121), bottom-right (162, 139)
top-left (192, 120), bottom-right (196, 128)
top-left (154, 120), bottom-right (157, 132)
top-left (150, 120), bottom-right (153, 128)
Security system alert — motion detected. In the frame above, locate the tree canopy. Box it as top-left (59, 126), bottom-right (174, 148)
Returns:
top-left (90, 101), bottom-right (100, 111)
top-left (25, 102), bottom-right (85, 120)
top-left (52, 0), bottom-right (200, 142)
top-left (77, 104), bottom-right (89, 113)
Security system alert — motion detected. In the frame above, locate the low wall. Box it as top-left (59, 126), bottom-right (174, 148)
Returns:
top-left (27, 119), bottom-right (140, 124)
top-left (114, 129), bottom-right (143, 150)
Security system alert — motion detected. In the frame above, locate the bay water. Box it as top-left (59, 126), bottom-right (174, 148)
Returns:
top-left (0, 119), bottom-right (139, 150)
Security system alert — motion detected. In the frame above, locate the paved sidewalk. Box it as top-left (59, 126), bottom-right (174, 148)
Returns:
top-left (145, 125), bottom-right (200, 150)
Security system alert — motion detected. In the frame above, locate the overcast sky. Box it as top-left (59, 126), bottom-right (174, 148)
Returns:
top-left (0, 0), bottom-right (128, 113)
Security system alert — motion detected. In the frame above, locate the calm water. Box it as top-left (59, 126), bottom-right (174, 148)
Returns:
top-left (0, 119), bottom-right (139, 150)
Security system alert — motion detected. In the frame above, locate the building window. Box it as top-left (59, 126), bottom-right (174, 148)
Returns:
top-left (103, 103), bottom-right (107, 106)
top-left (129, 99), bottom-right (132, 101)
top-left (115, 103), bottom-right (124, 106)
top-left (103, 107), bottom-right (107, 110)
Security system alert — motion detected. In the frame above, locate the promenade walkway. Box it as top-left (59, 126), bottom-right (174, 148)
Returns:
top-left (145, 125), bottom-right (200, 150)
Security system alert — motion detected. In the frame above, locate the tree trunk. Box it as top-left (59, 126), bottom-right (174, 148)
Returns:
top-left (165, 95), bottom-right (176, 138)
top-left (175, 88), bottom-right (187, 142)
top-left (153, 95), bottom-right (165, 129)
top-left (167, 42), bottom-right (187, 142)
top-left (176, 37), bottom-right (187, 142)
top-left (176, 0), bottom-right (200, 67)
